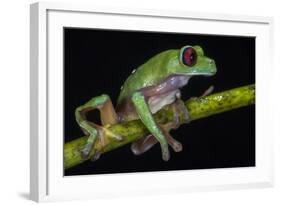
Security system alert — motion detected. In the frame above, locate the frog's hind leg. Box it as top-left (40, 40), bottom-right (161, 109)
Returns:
top-left (75, 94), bottom-right (122, 160)
top-left (131, 134), bottom-right (157, 155)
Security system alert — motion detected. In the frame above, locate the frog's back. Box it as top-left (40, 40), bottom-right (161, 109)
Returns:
top-left (116, 50), bottom-right (173, 105)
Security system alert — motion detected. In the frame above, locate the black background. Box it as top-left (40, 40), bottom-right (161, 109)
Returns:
top-left (64, 28), bottom-right (255, 176)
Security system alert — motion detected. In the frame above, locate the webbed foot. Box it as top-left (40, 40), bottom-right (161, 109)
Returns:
top-left (80, 125), bottom-right (123, 160)
top-left (75, 94), bottom-right (121, 161)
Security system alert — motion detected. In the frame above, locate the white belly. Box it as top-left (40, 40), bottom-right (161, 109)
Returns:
top-left (148, 90), bottom-right (180, 114)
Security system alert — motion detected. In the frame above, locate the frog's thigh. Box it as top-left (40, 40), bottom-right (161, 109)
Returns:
top-left (76, 94), bottom-right (118, 126)
top-left (96, 95), bottom-right (119, 126)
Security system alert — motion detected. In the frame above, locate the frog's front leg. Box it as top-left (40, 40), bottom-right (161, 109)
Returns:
top-left (131, 91), bottom-right (171, 161)
top-left (75, 94), bottom-right (122, 160)
top-left (131, 99), bottom-right (186, 156)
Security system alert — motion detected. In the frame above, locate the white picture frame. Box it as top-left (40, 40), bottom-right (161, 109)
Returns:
top-left (30, 1), bottom-right (274, 202)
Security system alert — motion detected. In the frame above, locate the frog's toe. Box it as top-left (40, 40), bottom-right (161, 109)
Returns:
top-left (172, 141), bottom-right (183, 152)
top-left (90, 151), bottom-right (102, 162)
top-left (162, 148), bottom-right (170, 161)
top-left (103, 127), bottom-right (123, 141)
top-left (114, 134), bottom-right (123, 141)
top-left (131, 134), bottom-right (158, 155)
top-left (160, 143), bottom-right (170, 161)
top-left (166, 134), bottom-right (183, 153)
top-left (80, 145), bottom-right (91, 160)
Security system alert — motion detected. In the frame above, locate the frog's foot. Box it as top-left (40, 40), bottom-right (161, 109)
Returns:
top-left (79, 123), bottom-right (105, 159)
top-left (80, 124), bottom-right (122, 160)
top-left (131, 134), bottom-right (171, 161)
top-left (75, 94), bottom-right (122, 161)
top-left (131, 134), bottom-right (156, 155)
top-left (90, 150), bottom-right (102, 162)
top-left (79, 123), bottom-right (100, 159)
top-left (131, 134), bottom-right (182, 157)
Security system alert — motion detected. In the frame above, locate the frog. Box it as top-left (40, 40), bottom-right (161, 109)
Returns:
top-left (75, 45), bottom-right (217, 161)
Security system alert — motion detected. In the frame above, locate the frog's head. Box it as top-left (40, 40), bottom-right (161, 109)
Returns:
top-left (167, 45), bottom-right (217, 76)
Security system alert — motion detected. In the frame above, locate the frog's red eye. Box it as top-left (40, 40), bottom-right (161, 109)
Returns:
top-left (182, 47), bottom-right (197, 67)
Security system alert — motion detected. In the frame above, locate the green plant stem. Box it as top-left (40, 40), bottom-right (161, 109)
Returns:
top-left (64, 84), bottom-right (255, 169)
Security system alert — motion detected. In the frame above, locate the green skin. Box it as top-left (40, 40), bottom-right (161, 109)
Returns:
top-left (75, 45), bottom-right (217, 161)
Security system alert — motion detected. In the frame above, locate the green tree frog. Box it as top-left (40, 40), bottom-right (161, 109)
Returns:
top-left (75, 45), bottom-right (217, 161)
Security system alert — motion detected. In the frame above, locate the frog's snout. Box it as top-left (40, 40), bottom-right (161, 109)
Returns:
top-left (208, 59), bottom-right (217, 75)
top-left (209, 59), bottom-right (215, 65)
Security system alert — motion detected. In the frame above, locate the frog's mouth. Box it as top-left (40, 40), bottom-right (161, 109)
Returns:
top-left (203, 72), bottom-right (216, 77)
top-left (178, 73), bottom-right (215, 76)
top-left (176, 70), bottom-right (216, 77)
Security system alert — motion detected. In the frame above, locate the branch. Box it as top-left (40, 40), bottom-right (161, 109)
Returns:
top-left (64, 84), bottom-right (255, 169)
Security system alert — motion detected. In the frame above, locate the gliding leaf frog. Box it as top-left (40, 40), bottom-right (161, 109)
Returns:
top-left (75, 45), bottom-right (217, 161)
